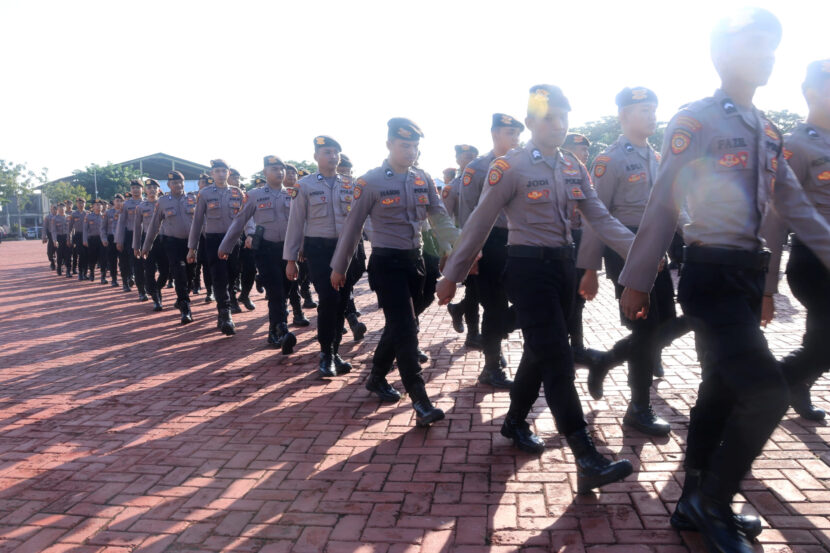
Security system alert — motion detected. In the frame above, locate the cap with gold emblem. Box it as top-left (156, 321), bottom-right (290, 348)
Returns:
top-left (527, 85), bottom-right (571, 117)
top-left (167, 170), bottom-right (185, 181)
top-left (130, 179), bottom-right (143, 187)
top-left (254, 177), bottom-right (267, 186)
top-left (229, 168), bottom-right (240, 177)
top-left (454, 144), bottom-right (479, 156)
top-left (313, 135), bottom-right (342, 152)
top-left (264, 155), bottom-right (285, 168)
top-left (144, 178), bottom-right (160, 189)
top-left (387, 117), bottom-right (423, 141)
top-left (210, 159), bottom-right (230, 169)
top-left (338, 154), bottom-right (353, 169)
top-left (563, 134), bottom-right (591, 148)
top-left (298, 169), bottom-right (310, 178)
top-left (615, 87), bottom-right (658, 108)
top-left (491, 113), bottom-right (525, 131)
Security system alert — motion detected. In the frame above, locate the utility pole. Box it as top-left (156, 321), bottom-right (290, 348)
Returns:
top-left (94, 168), bottom-right (98, 198)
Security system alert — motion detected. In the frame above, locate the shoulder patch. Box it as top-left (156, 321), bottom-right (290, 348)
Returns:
top-left (670, 129), bottom-right (692, 155)
top-left (593, 164), bottom-right (607, 178)
top-left (286, 187), bottom-right (298, 199)
top-left (783, 148), bottom-right (793, 160)
top-left (462, 167), bottom-right (475, 186)
top-left (442, 185), bottom-right (451, 199)
top-left (488, 167), bottom-right (504, 186)
top-left (676, 115), bottom-right (702, 132)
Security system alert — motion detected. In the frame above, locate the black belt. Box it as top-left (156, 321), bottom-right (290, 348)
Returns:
top-left (508, 245), bottom-right (574, 260)
top-left (304, 237), bottom-right (338, 248)
top-left (683, 245), bottom-right (770, 272)
top-left (372, 247), bottom-right (422, 259)
top-left (162, 235), bottom-right (187, 242)
top-left (261, 238), bottom-right (285, 248)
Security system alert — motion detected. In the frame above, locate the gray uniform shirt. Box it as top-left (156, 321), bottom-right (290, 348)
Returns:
top-left (442, 176), bottom-right (461, 226)
top-left (132, 199), bottom-right (159, 250)
top-left (43, 214), bottom-right (53, 236)
top-left (619, 89), bottom-right (830, 293)
top-left (187, 185), bottom-right (245, 249)
top-left (51, 214), bottom-right (69, 236)
top-left (442, 141), bottom-right (635, 283)
top-left (142, 192), bottom-right (197, 251)
top-left (115, 197), bottom-right (143, 246)
top-left (329, 161), bottom-right (460, 275)
top-left (219, 185), bottom-right (292, 256)
top-left (577, 135), bottom-right (659, 270)
top-left (283, 172), bottom-right (353, 261)
top-left (101, 207), bottom-right (120, 240)
top-left (82, 213), bottom-right (103, 243)
top-left (458, 151), bottom-right (508, 229)
top-left (763, 122), bottom-right (830, 293)
top-left (68, 209), bottom-right (87, 236)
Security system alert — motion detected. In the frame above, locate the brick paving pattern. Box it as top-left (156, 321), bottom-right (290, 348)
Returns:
top-left (1, 239), bottom-right (829, 552)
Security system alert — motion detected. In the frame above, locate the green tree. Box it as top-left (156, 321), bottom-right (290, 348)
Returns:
top-left (285, 160), bottom-right (318, 174)
top-left (570, 116), bottom-right (667, 166)
top-left (765, 109), bottom-right (803, 134)
top-left (69, 163), bottom-right (145, 200)
top-left (43, 181), bottom-right (90, 204)
top-left (0, 160), bottom-right (44, 211)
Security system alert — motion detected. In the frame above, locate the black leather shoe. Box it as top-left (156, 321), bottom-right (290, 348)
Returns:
top-left (267, 325), bottom-right (281, 346)
top-left (255, 278), bottom-right (264, 294)
top-left (218, 310), bottom-right (236, 336)
top-left (277, 323), bottom-right (296, 355)
top-left (333, 354), bottom-right (352, 375)
top-left (572, 347), bottom-right (604, 367)
top-left (653, 362), bottom-right (665, 378)
top-left (623, 403), bottom-right (671, 436)
top-left (587, 352), bottom-right (616, 400)
top-left (128, 277), bottom-right (135, 286)
top-left (239, 295), bottom-right (256, 311)
top-left (347, 314), bottom-right (366, 341)
top-left (180, 303), bottom-right (193, 325)
top-left (292, 312), bottom-right (310, 327)
top-left (205, 291), bottom-right (215, 304)
top-left (152, 298), bottom-right (163, 312)
top-left (673, 489), bottom-right (754, 553)
top-left (122, 283), bottom-right (130, 292)
top-left (566, 429), bottom-right (633, 494)
top-left (790, 381), bottom-right (826, 421)
top-left (478, 364), bottom-right (513, 389)
top-left (447, 303), bottom-right (465, 334)
top-left (302, 297), bottom-right (318, 309)
top-left (500, 417), bottom-right (545, 454)
top-left (318, 353), bottom-right (336, 378)
top-left (464, 334), bottom-right (484, 350)
top-left (138, 292), bottom-right (149, 302)
top-left (365, 375), bottom-right (401, 402)
top-left (671, 500), bottom-right (762, 541)
top-left (417, 350), bottom-right (429, 364)
top-left (413, 400), bottom-right (445, 427)
top-left (230, 300), bottom-right (243, 314)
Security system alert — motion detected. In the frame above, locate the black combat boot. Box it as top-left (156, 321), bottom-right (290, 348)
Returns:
top-left (789, 379), bottom-right (825, 421)
top-left (672, 486), bottom-right (755, 553)
top-left (587, 338), bottom-right (630, 399)
top-left (138, 289), bottom-right (149, 302)
top-left (229, 293), bottom-right (242, 314)
top-left (275, 322), bottom-right (296, 354)
top-left (623, 402), bottom-right (671, 436)
top-left (152, 290), bottom-right (163, 312)
top-left (318, 351), bottom-right (336, 378)
top-left (464, 332), bottom-right (484, 350)
top-left (410, 384), bottom-right (444, 427)
top-left (500, 415), bottom-right (545, 454)
top-left (565, 428), bottom-right (633, 494)
top-left (478, 362), bottom-right (513, 389)
top-left (365, 372), bottom-right (401, 403)
top-left (347, 313), bottom-right (366, 341)
top-left (301, 286), bottom-right (317, 309)
top-left (447, 302), bottom-right (465, 333)
top-left (217, 309), bottom-right (235, 335)
top-left (417, 349), bottom-right (429, 364)
top-left (290, 296), bottom-right (310, 327)
top-left (239, 294), bottom-right (256, 311)
top-left (180, 301), bottom-right (193, 325)
top-left (204, 286), bottom-right (214, 304)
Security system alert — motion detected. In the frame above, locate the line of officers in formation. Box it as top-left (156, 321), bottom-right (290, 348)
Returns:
top-left (36, 9), bottom-right (830, 553)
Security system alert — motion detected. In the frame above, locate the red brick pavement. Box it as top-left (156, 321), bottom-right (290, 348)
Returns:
top-left (0, 240), bottom-right (829, 553)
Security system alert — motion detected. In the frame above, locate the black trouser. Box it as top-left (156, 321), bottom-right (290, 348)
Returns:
top-left (72, 233), bottom-right (87, 274)
top-left (119, 230), bottom-right (138, 289)
top-left (781, 239), bottom-right (830, 387)
top-left (679, 257), bottom-right (788, 503)
top-left (478, 227), bottom-right (511, 367)
top-left (604, 244), bottom-right (677, 404)
top-left (303, 237), bottom-right (358, 353)
top-left (299, 259), bottom-right (312, 296)
top-left (421, 253), bottom-right (441, 312)
top-left (239, 245), bottom-right (257, 298)
top-left (86, 236), bottom-right (102, 279)
top-left (567, 228), bottom-right (587, 350)
top-left (162, 236), bottom-right (191, 305)
top-left (504, 252), bottom-right (586, 436)
top-left (57, 235), bottom-right (70, 273)
top-left (460, 275), bottom-right (480, 333)
top-left (106, 235), bottom-right (118, 281)
top-left (46, 231), bottom-right (56, 266)
top-left (144, 235), bottom-right (170, 299)
top-left (344, 241), bottom-right (367, 317)
top-left (204, 233), bottom-right (239, 312)
top-left (255, 240), bottom-right (291, 327)
top-left (369, 250), bottom-right (427, 394)
top-left (197, 235), bottom-right (213, 292)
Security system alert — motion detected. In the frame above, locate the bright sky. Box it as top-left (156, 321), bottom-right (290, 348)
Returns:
top-left (2, 0), bottom-right (828, 184)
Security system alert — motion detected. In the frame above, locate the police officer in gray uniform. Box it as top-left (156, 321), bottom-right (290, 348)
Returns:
top-left (68, 198), bottom-right (88, 280)
top-left (142, 171), bottom-right (197, 324)
top-left (437, 85), bottom-right (636, 494)
top-left (187, 160), bottom-right (245, 335)
top-left (82, 200), bottom-right (105, 282)
top-left (618, 11), bottom-right (830, 551)
top-left (220, 155), bottom-right (297, 353)
top-left (284, 136), bottom-right (360, 377)
top-left (576, 87), bottom-right (686, 436)
top-left (43, 206), bottom-right (56, 270)
top-left (457, 113), bottom-right (526, 388)
top-left (330, 117), bottom-right (460, 426)
top-left (51, 204), bottom-right (71, 276)
top-left (133, 179), bottom-right (168, 310)
top-left (115, 180), bottom-right (145, 296)
top-left (101, 195), bottom-right (123, 287)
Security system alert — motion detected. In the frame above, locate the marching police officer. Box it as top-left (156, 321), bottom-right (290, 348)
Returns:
top-left (763, 60), bottom-right (830, 421)
top-left (133, 179), bottom-right (168, 310)
top-left (283, 165), bottom-right (312, 326)
top-left (229, 168), bottom-right (255, 312)
top-left (83, 199), bottom-right (105, 282)
top-left (284, 136), bottom-right (358, 377)
top-left (51, 203), bottom-right (71, 276)
top-left (330, 117), bottom-right (460, 426)
top-left (68, 198), bottom-right (88, 279)
top-left (220, 156), bottom-right (297, 352)
top-left (618, 11), bottom-right (830, 551)
top-left (336, 154), bottom-right (368, 342)
top-left (437, 86), bottom-right (636, 494)
top-left (142, 171), bottom-right (197, 324)
top-left (101, 194), bottom-right (123, 288)
top-left (456, 114), bottom-right (526, 388)
top-left (115, 180), bottom-right (145, 296)
top-left (576, 87), bottom-right (682, 436)
top-left (43, 205), bottom-right (57, 270)
top-left (188, 159), bottom-right (245, 335)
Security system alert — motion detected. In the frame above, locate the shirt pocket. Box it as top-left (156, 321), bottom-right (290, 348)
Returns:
top-left (309, 194), bottom-right (329, 218)
top-left (622, 172), bottom-right (649, 205)
top-left (254, 201), bottom-right (276, 224)
top-left (229, 199), bottom-right (242, 215)
top-left (164, 207), bottom-right (178, 218)
top-left (414, 193), bottom-right (430, 221)
top-left (206, 199), bottom-right (221, 219)
top-left (338, 190), bottom-right (353, 214)
top-left (524, 188), bottom-right (553, 224)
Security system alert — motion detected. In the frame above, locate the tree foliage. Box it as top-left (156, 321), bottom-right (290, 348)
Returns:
top-left (765, 109), bottom-right (803, 134)
top-left (69, 163), bottom-right (145, 201)
top-left (43, 181), bottom-right (91, 204)
top-left (0, 160), bottom-right (45, 209)
top-left (570, 116), bottom-right (666, 167)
